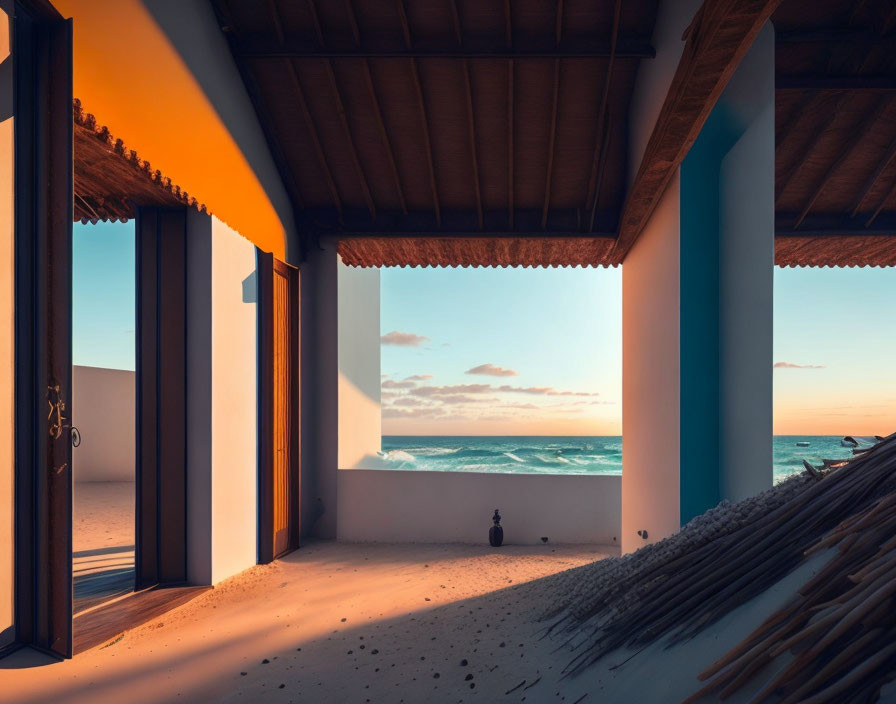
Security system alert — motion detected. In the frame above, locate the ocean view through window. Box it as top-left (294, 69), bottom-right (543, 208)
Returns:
top-left (377, 265), bottom-right (622, 475)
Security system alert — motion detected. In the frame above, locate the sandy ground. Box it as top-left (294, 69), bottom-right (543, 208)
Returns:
top-left (1, 542), bottom-right (613, 703)
top-left (72, 482), bottom-right (135, 614)
top-left (5, 538), bottom-right (886, 703)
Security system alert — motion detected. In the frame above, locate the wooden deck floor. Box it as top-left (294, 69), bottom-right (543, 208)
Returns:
top-left (73, 585), bottom-right (209, 655)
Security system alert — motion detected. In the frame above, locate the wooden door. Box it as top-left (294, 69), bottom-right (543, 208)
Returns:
top-left (272, 267), bottom-right (291, 556)
top-left (13, 1), bottom-right (74, 658)
top-left (258, 252), bottom-right (300, 563)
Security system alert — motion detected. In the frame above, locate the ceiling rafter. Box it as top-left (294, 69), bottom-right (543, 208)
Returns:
top-left (775, 93), bottom-right (848, 206)
top-left (849, 132), bottom-right (896, 218)
top-left (397, 0), bottom-right (440, 226)
top-left (584, 0), bottom-right (621, 233)
top-left (793, 96), bottom-right (891, 229)
top-left (451, 1), bottom-right (483, 230)
top-left (505, 0), bottom-right (513, 230)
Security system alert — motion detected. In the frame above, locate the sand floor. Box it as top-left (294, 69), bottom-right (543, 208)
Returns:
top-left (73, 482), bottom-right (135, 614)
top-left (5, 537), bottom-right (879, 703)
top-left (2, 541), bottom-right (614, 703)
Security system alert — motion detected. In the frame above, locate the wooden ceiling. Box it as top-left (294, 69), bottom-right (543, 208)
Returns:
top-left (212, 0), bottom-right (659, 263)
top-left (773, 0), bottom-right (896, 266)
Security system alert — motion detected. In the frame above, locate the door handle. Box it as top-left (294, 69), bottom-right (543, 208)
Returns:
top-left (47, 383), bottom-right (68, 440)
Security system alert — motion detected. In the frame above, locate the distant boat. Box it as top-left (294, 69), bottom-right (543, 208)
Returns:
top-left (796, 441), bottom-right (810, 447)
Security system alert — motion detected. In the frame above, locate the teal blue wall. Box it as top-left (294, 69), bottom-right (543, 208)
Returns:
top-left (679, 106), bottom-right (740, 525)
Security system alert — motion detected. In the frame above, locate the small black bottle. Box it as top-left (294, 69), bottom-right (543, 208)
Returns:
top-left (489, 509), bottom-right (504, 547)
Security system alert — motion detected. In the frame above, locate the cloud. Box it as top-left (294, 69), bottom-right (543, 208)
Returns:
top-left (382, 379), bottom-right (417, 389)
top-left (404, 374), bottom-right (434, 381)
top-left (410, 384), bottom-right (493, 397)
top-left (497, 385), bottom-right (600, 397)
top-left (774, 362), bottom-right (826, 370)
top-left (390, 397), bottom-right (431, 407)
top-left (465, 363), bottom-right (519, 377)
top-left (437, 394), bottom-right (494, 405)
top-left (380, 330), bottom-right (429, 347)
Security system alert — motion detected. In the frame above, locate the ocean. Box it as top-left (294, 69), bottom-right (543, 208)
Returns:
top-left (379, 435), bottom-right (860, 482)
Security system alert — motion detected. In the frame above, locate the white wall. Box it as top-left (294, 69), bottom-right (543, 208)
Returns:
top-left (187, 213), bottom-right (258, 585)
top-left (338, 471), bottom-right (620, 545)
top-left (71, 365), bottom-right (135, 482)
top-left (718, 26), bottom-right (775, 502)
top-left (337, 260), bottom-right (381, 469)
top-left (622, 174), bottom-right (682, 554)
top-left (0, 2), bottom-right (14, 648)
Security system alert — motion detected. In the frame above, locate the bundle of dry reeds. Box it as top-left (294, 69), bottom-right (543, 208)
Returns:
top-left (555, 433), bottom-right (896, 678)
top-left (684, 486), bottom-right (896, 703)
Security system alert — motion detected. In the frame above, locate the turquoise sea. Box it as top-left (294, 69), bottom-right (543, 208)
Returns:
top-left (380, 435), bottom-right (860, 482)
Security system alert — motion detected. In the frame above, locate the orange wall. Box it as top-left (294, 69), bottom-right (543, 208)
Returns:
top-left (53, 0), bottom-right (288, 258)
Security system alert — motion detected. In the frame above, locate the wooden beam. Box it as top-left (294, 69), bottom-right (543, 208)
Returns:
top-left (285, 59), bottom-right (342, 214)
top-left (397, 0), bottom-right (440, 226)
top-left (793, 96), bottom-right (891, 229)
top-left (461, 59), bottom-right (483, 230)
top-left (542, 58), bottom-right (561, 230)
top-left (776, 229), bottom-right (896, 237)
top-left (362, 61), bottom-right (407, 214)
top-left (305, 0), bottom-right (325, 46)
top-left (776, 74), bottom-right (896, 91)
top-left (506, 0), bottom-right (513, 229)
top-left (343, 0), bottom-right (361, 45)
top-left (775, 93), bottom-right (826, 155)
top-left (322, 62), bottom-right (376, 220)
top-left (775, 28), bottom-right (896, 45)
top-left (775, 93), bottom-right (847, 206)
top-left (556, 0), bottom-right (564, 45)
top-left (850, 131), bottom-right (896, 217)
top-left (611, 0), bottom-right (785, 263)
top-left (585, 0), bottom-right (621, 233)
top-left (234, 43), bottom-right (656, 60)
top-left (865, 180), bottom-right (896, 227)
top-left (508, 59), bottom-right (514, 230)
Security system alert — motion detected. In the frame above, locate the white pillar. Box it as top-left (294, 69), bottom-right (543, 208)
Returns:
top-left (622, 22), bottom-right (774, 553)
top-left (186, 212), bottom-right (258, 585)
top-left (337, 260), bottom-right (381, 469)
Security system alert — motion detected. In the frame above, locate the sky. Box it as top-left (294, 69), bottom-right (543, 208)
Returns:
top-left (380, 266), bottom-right (622, 436)
top-left (73, 220), bottom-right (135, 371)
top-left (72, 220), bottom-right (896, 437)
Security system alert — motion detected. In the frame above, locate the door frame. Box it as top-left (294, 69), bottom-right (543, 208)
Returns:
top-left (257, 250), bottom-right (300, 563)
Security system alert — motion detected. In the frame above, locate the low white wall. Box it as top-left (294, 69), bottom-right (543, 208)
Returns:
top-left (72, 365), bottom-right (135, 483)
top-left (338, 471), bottom-right (620, 546)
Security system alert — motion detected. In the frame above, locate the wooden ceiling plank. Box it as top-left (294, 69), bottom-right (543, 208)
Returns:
top-left (285, 60), bottom-right (343, 215)
top-left (450, 2), bottom-right (482, 229)
top-left (397, 1), bottom-right (440, 226)
top-left (508, 59), bottom-right (514, 230)
top-left (611, 0), bottom-right (784, 262)
top-left (849, 132), bottom-right (896, 218)
top-left (362, 61), bottom-right (407, 214)
top-left (323, 61), bottom-right (377, 220)
top-left (267, 0), bottom-right (285, 44)
top-left (776, 75), bottom-right (896, 91)
top-left (556, 0), bottom-right (564, 45)
top-left (542, 58), bottom-right (561, 230)
top-left (585, 0), bottom-right (621, 233)
top-left (504, 0), bottom-right (512, 48)
top-left (865, 180), bottom-right (896, 227)
top-left (462, 58), bottom-right (483, 230)
top-left (793, 96), bottom-right (891, 229)
top-left (776, 93), bottom-right (847, 207)
top-left (343, 0), bottom-right (361, 45)
top-left (305, 0), bottom-right (325, 46)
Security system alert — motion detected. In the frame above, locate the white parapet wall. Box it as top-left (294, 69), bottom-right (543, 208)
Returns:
top-left (338, 470), bottom-right (620, 545)
top-left (72, 365), bottom-right (136, 483)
